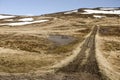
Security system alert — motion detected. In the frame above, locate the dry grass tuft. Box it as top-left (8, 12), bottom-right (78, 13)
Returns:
top-left (103, 41), bottom-right (120, 51)
top-left (0, 34), bottom-right (53, 53)
top-left (99, 26), bottom-right (120, 36)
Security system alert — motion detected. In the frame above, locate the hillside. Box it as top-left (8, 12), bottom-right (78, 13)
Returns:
top-left (0, 7), bottom-right (120, 80)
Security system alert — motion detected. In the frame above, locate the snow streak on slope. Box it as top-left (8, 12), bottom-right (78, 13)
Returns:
top-left (82, 9), bottom-right (120, 14)
top-left (19, 18), bottom-right (34, 21)
top-left (0, 15), bottom-right (15, 19)
top-left (0, 20), bottom-right (49, 26)
top-left (64, 10), bottom-right (78, 14)
top-left (100, 8), bottom-right (119, 10)
top-left (93, 15), bottom-right (105, 18)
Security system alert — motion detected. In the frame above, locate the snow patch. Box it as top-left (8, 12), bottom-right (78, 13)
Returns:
top-left (0, 15), bottom-right (15, 19)
top-left (1, 20), bottom-right (49, 26)
top-left (64, 10), bottom-right (78, 14)
top-left (93, 15), bottom-right (105, 18)
top-left (82, 9), bottom-right (120, 14)
top-left (19, 18), bottom-right (34, 21)
top-left (100, 8), bottom-right (119, 11)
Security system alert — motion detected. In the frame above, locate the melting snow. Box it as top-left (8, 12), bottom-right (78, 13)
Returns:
top-left (0, 15), bottom-right (15, 19)
top-left (19, 18), bottom-right (34, 21)
top-left (82, 9), bottom-right (120, 14)
top-left (93, 15), bottom-right (105, 18)
top-left (100, 8), bottom-right (119, 11)
top-left (64, 10), bottom-right (78, 14)
top-left (1, 20), bottom-right (49, 26)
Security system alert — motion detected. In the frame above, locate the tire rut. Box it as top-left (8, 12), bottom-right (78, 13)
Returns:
top-left (56, 26), bottom-right (102, 79)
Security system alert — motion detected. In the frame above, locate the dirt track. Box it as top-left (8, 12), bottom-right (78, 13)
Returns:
top-left (57, 26), bottom-right (99, 72)
top-left (52, 26), bottom-right (102, 80)
top-left (39, 26), bottom-right (102, 80)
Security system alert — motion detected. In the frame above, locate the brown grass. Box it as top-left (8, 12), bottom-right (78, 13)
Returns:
top-left (103, 41), bottom-right (120, 51)
top-left (96, 35), bottom-right (120, 80)
top-left (0, 34), bottom-right (53, 53)
top-left (0, 33), bottom-right (85, 73)
top-left (0, 13), bottom-right (93, 74)
top-left (0, 53), bottom-right (59, 73)
top-left (99, 26), bottom-right (120, 36)
top-left (76, 28), bottom-right (91, 34)
top-left (48, 39), bottom-right (81, 55)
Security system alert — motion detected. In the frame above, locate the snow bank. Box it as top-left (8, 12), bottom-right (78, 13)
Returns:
top-left (19, 18), bottom-right (34, 21)
top-left (0, 15), bottom-right (15, 19)
top-left (82, 9), bottom-right (120, 14)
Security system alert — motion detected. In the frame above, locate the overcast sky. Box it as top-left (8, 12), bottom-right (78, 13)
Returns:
top-left (0, 0), bottom-right (120, 15)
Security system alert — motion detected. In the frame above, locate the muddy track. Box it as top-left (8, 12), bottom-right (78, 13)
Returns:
top-left (56, 26), bottom-right (102, 79)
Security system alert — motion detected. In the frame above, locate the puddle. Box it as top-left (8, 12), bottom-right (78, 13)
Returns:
top-left (48, 35), bottom-right (75, 45)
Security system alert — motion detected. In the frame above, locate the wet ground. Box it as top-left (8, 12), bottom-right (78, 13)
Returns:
top-left (48, 35), bottom-right (75, 45)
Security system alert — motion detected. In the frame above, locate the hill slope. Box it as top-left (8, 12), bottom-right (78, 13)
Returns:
top-left (0, 7), bottom-right (120, 80)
